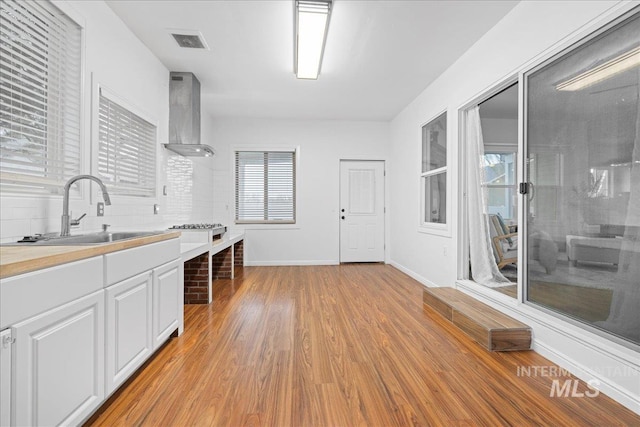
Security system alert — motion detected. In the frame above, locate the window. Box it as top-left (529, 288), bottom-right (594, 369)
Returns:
top-left (235, 150), bottom-right (296, 224)
top-left (97, 90), bottom-right (157, 197)
top-left (421, 112), bottom-right (447, 225)
top-left (483, 151), bottom-right (516, 220)
top-left (0, 0), bottom-right (82, 194)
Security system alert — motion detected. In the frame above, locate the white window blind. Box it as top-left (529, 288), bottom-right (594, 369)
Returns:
top-left (0, 0), bottom-right (82, 194)
top-left (235, 150), bottom-right (296, 223)
top-left (97, 91), bottom-right (156, 197)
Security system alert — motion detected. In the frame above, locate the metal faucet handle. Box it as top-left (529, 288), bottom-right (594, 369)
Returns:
top-left (102, 224), bottom-right (111, 232)
top-left (70, 212), bottom-right (87, 227)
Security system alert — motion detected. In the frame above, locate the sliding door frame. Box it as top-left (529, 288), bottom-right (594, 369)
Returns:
top-left (454, 3), bottom-right (639, 411)
top-left (520, 6), bottom-right (640, 350)
top-left (457, 4), bottom-right (640, 350)
top-left (457, 76), bottom-right (521, 301)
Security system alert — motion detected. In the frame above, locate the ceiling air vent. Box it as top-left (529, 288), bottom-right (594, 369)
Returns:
top-left (169, 30), bottom-right (209, 49)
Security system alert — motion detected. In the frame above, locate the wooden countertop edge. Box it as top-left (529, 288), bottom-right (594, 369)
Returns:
top-left (0, 231), bottom-right (181, 279)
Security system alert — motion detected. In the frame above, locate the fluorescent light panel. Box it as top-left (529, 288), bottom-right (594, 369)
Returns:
top-left (295, 0), bottom-right (331, 79)
top-left (556, 46), bottom-right (640, 91)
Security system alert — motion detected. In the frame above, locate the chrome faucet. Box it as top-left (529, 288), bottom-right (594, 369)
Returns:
top-left (61, 175), bottom-right (111, 237)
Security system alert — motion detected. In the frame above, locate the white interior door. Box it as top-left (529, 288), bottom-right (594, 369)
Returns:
top-left (340, 160), bottom-right (385, 262)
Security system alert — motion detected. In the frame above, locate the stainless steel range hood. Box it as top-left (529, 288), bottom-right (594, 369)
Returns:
top-left (164, 72), bottom-right (215, 157)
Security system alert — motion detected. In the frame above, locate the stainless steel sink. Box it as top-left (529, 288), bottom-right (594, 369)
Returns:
top-left (3, 231), bottom-right (165, 246)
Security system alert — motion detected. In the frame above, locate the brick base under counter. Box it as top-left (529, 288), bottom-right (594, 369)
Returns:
top-left (212, 247), bottom-right (232, 280)
top-left (183, 238), bottom-right (245, 304)
top-left (233, 240), bottom-right (244, 278)
top-left (184, 252), bottom-right (210, 304)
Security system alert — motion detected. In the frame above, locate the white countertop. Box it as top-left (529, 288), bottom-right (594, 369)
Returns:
top-left (179, 232), bottom-right (244, 262)
top-left (180, 242), bottom-right (211, 262)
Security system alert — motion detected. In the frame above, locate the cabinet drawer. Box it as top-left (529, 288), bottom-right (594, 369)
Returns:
top-left (0, 257), bottom-right (103, 329)
top-left (104, 238), bottom-right (180, 286)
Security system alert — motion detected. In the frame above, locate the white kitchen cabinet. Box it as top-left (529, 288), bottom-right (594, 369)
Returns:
top-left (152, 260), bottom-right (181, 349)
top-left (1, 329), bottom-right (11, 427)
top-left (1, 236), bottom-right (182, 425)
top-left (104, 241), bottom-right (182, 395)
top-left (104, 239), bottom-right (179, 286)
top-left (12, 290), bottom-right (104, 427)
top-left (105, 271), bottom-right (153, 395)
top-left (1, 257), bottom-right (103, 330)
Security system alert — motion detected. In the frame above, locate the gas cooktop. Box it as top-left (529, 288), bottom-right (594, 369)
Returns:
top-left (169, 223), bottom-right (225, 230)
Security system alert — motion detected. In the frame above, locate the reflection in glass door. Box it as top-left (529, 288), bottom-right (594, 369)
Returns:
top-left (524, 11), bottom-right (639, 346)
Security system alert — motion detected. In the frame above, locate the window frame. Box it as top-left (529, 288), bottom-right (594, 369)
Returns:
top-left (457, 76), bottom-right (519, 283)
top-left (91, 82), bottom-right (158, 199)
top-left (483, 148), bottom-right (518, 222)
top-left (233, 146), bottom-right (299, 226)
top-left (419, 110), bottom-right (450, 236)
top-left (0, 0), bottom-right (86, 197)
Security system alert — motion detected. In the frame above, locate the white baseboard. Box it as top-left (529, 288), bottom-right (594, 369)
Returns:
top-left (532, 338), bottom-right (640, 414)
top-left (388, 260), bottom-right (440, 288)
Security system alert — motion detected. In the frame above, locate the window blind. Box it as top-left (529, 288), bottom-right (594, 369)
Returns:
top-left (97, 91), bottom-right (157, 197)
top-left (0, 0), bottom-right (82, 194)
top-left (235, 151), bottom-right (296, 223)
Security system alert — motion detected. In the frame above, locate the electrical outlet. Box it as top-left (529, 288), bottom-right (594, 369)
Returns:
top-left (97, 202), bottom-right (104, 217)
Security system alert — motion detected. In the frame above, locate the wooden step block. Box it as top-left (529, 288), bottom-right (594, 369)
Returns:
top-left (423, 287), bottom-right (531, 351)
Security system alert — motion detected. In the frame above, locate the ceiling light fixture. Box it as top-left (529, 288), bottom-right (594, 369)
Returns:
top-left (556, 46), bottom-right (639, 91)
top-left (294, 0), bottom-right (332, 80)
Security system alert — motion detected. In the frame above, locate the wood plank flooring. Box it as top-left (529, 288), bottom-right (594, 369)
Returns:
top-left (86, 265), bottom-right (640, 426)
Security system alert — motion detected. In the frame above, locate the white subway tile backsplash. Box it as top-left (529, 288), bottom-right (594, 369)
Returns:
top-left (0, 206), bottom-right (14, 219)
top-left (29, 218), bottom-right (48, 235)
top-left (12, 207), bottom-right (37, 219)
top-left (0, 219), bottom-right (31, 242)
top-left (1, 154), bottom-right (215, 241)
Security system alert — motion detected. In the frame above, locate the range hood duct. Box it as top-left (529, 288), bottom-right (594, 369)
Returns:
top-left (164, 72), bottom-right (215, 157)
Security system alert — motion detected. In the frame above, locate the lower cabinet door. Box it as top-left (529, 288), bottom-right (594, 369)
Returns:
top-left (105, 271), bottom-right (153, 395)
top-left (1, 329), bottom-right (12, 426)
top-left (152, 260), bottom-right (180, 349)
top-left (12, 290), bottom-right (104, 427)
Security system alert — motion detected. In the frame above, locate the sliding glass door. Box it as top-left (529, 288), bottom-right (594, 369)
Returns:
top-left (524, 11), bottom-right (639, 346)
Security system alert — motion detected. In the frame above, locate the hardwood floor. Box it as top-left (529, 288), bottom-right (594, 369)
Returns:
top-left (87, 265), bottom-right (640, 426)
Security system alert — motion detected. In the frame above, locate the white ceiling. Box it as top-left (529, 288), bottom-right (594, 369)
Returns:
top-left (107, 0), bottom-right (519, 121)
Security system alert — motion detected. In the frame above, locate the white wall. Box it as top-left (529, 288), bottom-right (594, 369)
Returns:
top-left (0, 0), bottom-right (214, 242)
top-left (207, 117), bottom-right (389, 265)
top-left (388, 0), bottom-right (639, 414)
